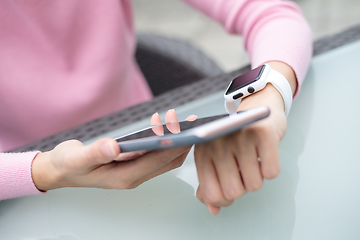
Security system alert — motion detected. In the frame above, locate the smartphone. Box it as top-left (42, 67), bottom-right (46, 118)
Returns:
top-left (115, 106), bottom-right (270, 152)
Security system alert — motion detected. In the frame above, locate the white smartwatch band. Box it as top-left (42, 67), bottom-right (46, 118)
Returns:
top-left (224, 65), bottom-right (293, 117)
top-left (266, 68), bottom-right (293, 117)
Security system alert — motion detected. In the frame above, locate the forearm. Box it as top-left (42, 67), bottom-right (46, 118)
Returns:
top-left (182, 0), bottom-right (312, 96)
top-left (249, 19), bottom-right (312, 97)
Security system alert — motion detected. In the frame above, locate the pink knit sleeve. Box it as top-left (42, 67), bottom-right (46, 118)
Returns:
top-left (0, 151), bottom-right (45, 201)
top-left (182, 0), bottom-right (313, 97)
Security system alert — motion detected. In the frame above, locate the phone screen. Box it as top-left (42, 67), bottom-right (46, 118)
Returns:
top-left (115, 114), bottom-right (228, 143)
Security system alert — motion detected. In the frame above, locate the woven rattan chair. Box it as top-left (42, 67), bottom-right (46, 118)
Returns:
top-left (135, 33), bottom-right (223, 96)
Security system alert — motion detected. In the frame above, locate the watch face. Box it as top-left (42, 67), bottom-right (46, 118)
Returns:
top-left (225, 65), bottom-right (265, 95)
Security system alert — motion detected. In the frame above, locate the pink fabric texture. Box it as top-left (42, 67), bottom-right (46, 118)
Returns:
top-left (182, 0), bottom-right (313, 96)
top-left (0, 0), bottom-right (312, 200)
top-left (0, 151), bottom-right (44, 199)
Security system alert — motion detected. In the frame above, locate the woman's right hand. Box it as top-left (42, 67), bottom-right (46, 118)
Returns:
top-left (31, 138), bottom-right (190, 191)
top-left (31, 109), bottom-right (196, 192)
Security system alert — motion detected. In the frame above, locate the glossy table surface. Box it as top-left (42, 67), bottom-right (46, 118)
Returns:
top-left (1, 40), bottom-right (360, 240)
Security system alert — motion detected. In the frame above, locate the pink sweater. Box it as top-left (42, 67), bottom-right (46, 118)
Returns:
top-left (0, 0), bottom-right (312, 200)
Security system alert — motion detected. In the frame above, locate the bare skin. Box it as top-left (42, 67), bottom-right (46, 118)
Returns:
top-left (194, 61), bottom-right (297, 215)
top-left (32, 122), bottom-right (191, 192)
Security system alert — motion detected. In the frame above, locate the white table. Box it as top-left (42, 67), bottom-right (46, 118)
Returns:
top-left (1, 39), bottom-right (360, 240)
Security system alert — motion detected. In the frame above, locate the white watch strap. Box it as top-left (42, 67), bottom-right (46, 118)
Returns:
top-left (266, 68), bottom-right (293, 117)
top-left (225, 100), bottom-right (239, 115)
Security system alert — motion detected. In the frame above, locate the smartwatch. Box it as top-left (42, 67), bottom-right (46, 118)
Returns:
top-left (224, 64), bottom-right (293, 116)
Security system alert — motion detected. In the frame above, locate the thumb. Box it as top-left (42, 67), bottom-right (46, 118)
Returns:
top-left (80, 138), bottom-right (120, 166)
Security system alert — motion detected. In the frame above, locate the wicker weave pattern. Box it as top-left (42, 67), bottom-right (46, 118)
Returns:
top-left (136, 33), bottom-right (223, 96)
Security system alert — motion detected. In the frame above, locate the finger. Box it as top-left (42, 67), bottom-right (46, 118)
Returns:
top-left (185, 115), bottom-right (198, 121)
top-left (129, 151), bottom-right (189, 188)
top-left (258, 136), bottom-right (280, 179)
top-left (151, 112), bottom-right (162, 126)
top-left (196, 185), bottom-right (221, 215)
top-left (236, 135), bottom-right (263, 192)
top-left (78, 138), bottom-right (120, 167)
top-left (195, 145), bottom-right (233, 209)
top-left (211, 138), bottom-right (246, 201)
top-left (114, 150), bottom-right (149, 161)
top-left (114, 146), bottom-right (190, 183)
top-left (196, 185), bottom-right (204, 203)
top-left (151, 112), bottom-right (164, 136)
top-left (206, 204), bottom-right (221, 216)
top-left (165, 109), bottom-right (180, 134)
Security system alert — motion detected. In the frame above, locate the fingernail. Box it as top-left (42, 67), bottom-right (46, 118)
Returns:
top-left (185, 114), bottom-right (198, 122)
top-left (151, 125), bottom-right (164, 136)
top-left (166, 122), bottom-right (180, 134)
top-left (206, 204), bottom-right (215, 215)
top-left (101, 141), bottom-right (117, 158)
top-left (170, 109), bottom-right (178, 121)
top-left (151, 112), bottom-right (161, 124)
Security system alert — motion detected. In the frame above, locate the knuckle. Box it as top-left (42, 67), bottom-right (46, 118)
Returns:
top-left (202, 191), bottom-right (223, 205)
top-left (196, 188), bottom-right (204, 203)
top-left (208, 141), bottom-right (226, 160)
top-left (223, 185), bottom-right (245, 200)
top-left (242, 125), bottom-right (257, 136)
top-left (246, 179), bottom-right (263, 192)
top-left (243, 123), bottom-right (271, 140)
top-left (264, 166), bottom-right (281, 179)
top-left (254, 123), bottom-right (270, 135)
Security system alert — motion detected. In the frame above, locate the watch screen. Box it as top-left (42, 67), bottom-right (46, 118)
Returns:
top-left (225, 65), bottom-right (265, 95)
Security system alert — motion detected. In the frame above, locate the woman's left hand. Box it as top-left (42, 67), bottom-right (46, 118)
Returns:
top-left (195, 83), bottom-right (287, 215)
top-left (153, 62), bottom-right (296, 215)
top-left (194, 61), bottom-right (297, 215)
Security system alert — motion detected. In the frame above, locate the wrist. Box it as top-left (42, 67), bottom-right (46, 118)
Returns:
top-left (238, 83), bottom-right (285, 115)
top-left (32, 151), bottom-right (62, 191)
top-left (238, 83), bottom-right (288, 138)
top-left (224, 62), bottom-right (294, 116)
top-left (264, 61), bottom-right (297, 96)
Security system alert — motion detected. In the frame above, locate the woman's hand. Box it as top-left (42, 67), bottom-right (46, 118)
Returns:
top-left (31, 139), bottom-right (191, 191)
top-left (31, 109), bottom-right (196, 192)
top-left (195, 61), bottom-right (297, 215)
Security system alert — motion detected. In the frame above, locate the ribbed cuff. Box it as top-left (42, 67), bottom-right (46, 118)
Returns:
top-left (0, 151), bottom-right (45, 201)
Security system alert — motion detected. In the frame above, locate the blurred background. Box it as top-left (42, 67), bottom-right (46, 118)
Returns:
top-left (133, 0), bottom-right (360, 72)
